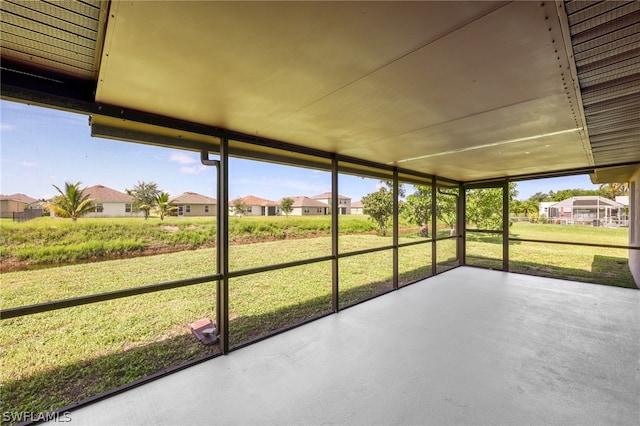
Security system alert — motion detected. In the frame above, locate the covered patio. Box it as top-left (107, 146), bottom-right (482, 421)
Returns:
top-left (1, 1), bottom-right (639, 423)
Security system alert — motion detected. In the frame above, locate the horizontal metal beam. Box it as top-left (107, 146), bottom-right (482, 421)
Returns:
top-left (398, 239), bottom-right (432, 249)
top-left (2, 79), bottom-right (458, 184)
top-left (338, 245), bottom-right (394, 259)
top-left (227, 256), bottom-right (334, 279)
top-left (467, 161), bottom-right (640, 185)
top-left (2, 239), bottom-right (434, 320)
top-left (509, 237), bottom-right (640, 251)
top-left (435, 235), bottom-right (459, 242)
top-left (467, 228), bottom-right (503, 234)
top-left (1, 274), bottom-right (222, 319)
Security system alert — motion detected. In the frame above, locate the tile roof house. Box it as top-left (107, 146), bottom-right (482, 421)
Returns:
top-left (0, 193), bottom-right (41, 219)
top-left (84, 185), bottom-right (142, 218)
top-left (232, 195), bottom-right (280, 216)
top-left (172, 192), bottom-right (217, 216)
top-left (350, 200), bottom-right (364, 215)
top-left (288, 196), bottom-right (330, 216)
top-left (311, 192), bottom-right (351, 215)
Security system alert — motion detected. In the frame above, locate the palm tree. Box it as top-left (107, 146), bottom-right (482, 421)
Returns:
top-left (517, 200), bottom-right (534, 218)
top-left (510, 199), bottom-right (522, 217)
top-left (44, 181), bottom-right (94, 221)
top-left (153, 192), bottom-right (177, 221)
top-left (599, 182), bottom-right (629, 200)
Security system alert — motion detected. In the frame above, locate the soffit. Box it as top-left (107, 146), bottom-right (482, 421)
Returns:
top-left (590, 164), bottom-right (639, 184)
top-left (0, 0), bottom-right (108, 80)
top-left (93, 1), bottom-right (592, 182)
top-left (565, 0), bottom-right (640, 169)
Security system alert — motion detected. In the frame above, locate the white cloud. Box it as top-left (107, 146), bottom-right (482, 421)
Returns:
top-left (170, 152), bottom-right (197, 165)
top-left (0, 123), bottom-right (16, 130)
top-left (20, 161), bottom-right (38, 167)
top-left (179, 165), bottom-right (207, 175)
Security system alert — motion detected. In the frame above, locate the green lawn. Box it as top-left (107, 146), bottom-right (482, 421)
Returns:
top-left (0, 219), bottom-right (635, 423)
top-left (511, 221), bottom-right (630, 245)
top-left (1, 234), bottom-right (433, 422)
top-left (465, 222), bottom-right (633, 287)
top-left (510, 222), bottom-right (632, 287)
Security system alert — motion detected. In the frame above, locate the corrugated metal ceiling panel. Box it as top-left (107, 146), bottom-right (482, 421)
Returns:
top-left (569, 2), bottom-right (640, 35)
top-left (566, 0), bottom-right (640, 168)
top-left (2, 0), bottom-right (99, 37)
top-left (0, 0), bottom-right (106, 80)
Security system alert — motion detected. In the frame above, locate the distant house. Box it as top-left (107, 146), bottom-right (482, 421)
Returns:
top-left (547, 196), bottom-right (625, 225)
top-left (311, 192), bottom-right (351, 215)
top-left (0, 193), bottom-right (41, 219)
top-left (232, 195), bottom-right (279, 216)
top-left (615, 196), bottom-right (629, 207)
top-left (351, 200), bottom-right (364, 215)
top-left (172, 192), bottom-right (217, 217)
top-left (84, 185), bottom-right (142, 218)
top-left (538, 201), bottom-right (556, 219)
top-left (288, 196), bottom-right (330, 216)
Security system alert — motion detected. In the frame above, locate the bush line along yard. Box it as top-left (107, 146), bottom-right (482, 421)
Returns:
top-left (0, 216), bottom-right (633, 424)
top-left (0, 216), bottom-right (378, 271)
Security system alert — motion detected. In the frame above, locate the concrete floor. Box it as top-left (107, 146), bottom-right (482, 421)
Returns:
top-left (58, 268), bottom-right (639, 425)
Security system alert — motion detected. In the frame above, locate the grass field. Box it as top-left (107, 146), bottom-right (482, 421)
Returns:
top-left (465, 222), bottom-right (633, 288)
top-left (0, 219), bottom-right (634, 423)
top-left (1, 234), bottom-right (435, 421)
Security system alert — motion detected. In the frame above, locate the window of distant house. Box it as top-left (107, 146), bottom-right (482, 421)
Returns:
top-left (186, 205), bottom-right (191, 213)
top-left (247, 207), bottom-right (252, 213)
top-left (304, 207), bottom-right (310, 213)
top-left (204, 205), bottom-right (209, 213)
top-left (316, 207), bottom-right (323, 213)
top-left (125, 204), bottom-right (132, 213)
top-left (96, 203), bottom-right (104, 213)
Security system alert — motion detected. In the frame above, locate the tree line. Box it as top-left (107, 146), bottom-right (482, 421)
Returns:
top-left (361, 182), bottom-right (515, 236)
top-left (361, 181), bottom-right (630, 235)
top-left (43, 179), bottom-right (630, 226)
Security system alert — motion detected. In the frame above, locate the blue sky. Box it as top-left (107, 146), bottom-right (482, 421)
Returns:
top-left (0, 100), bottom-right (600, 201)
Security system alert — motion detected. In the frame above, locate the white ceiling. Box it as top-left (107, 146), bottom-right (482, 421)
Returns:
top-left (93, 1), bottom-right (593, 182)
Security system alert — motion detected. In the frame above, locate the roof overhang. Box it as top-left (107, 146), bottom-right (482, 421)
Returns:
top-left (590, 163), bottom-right (640, 184)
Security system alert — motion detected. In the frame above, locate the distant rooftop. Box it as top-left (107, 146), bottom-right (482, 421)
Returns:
top-left (289, 196), bottom-right (329, 208)
top-left (239, 195), bottom-right (279, 206)
top-left (173, 192), bottom-right (217, 204)
top-left (551, 196), bottom-right (625, 208)
top-left (312, 192), bottom-right (350, 200)
top-left (0, 193), bottom-right (39, 204)
top-left (85, 185), bottom-right (133, 203)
